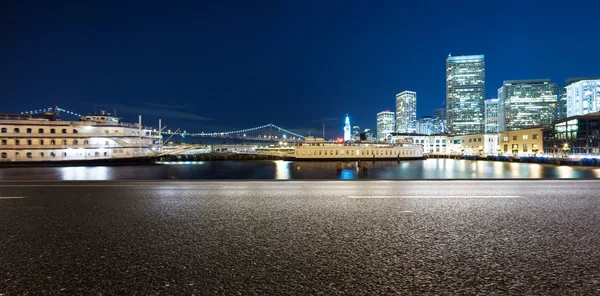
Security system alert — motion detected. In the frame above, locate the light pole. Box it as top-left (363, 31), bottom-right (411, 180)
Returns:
top-left (562, 142), bottom-right (570, 157)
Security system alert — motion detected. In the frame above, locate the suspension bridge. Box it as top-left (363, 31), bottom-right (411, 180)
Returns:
top-left (20, 107), bottom-right (306, 142)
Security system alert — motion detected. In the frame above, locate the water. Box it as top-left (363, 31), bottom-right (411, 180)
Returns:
top-left (1, 159), bottom-right (600, 180)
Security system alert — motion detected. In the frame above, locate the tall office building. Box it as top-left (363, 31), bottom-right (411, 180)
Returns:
top-left (433, 107), bottom-right (447, 134)
top-left (484, 98), bottom-right (499, 133)
top-left (446, 54), bottom-right (485, 135)
top-left (344, 115), bottom-right (351, 141)
top-left (352, 126), bottom-right (361, 141)
top-left (565, 77), bottom-right (600, 117)
top-left (557, 86), bottom-right (567, 121)
top-left (395, 91), bottom-right (417, 133)
top-left (416, 116), bottom-right (434, 135)
top-left (497, 79), bottom-right (557, 132)
top-left (376, 111), bottom-right (395, 142)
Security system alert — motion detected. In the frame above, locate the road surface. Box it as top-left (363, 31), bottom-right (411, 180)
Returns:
top-left (1, 180), bottom-right (599, 295)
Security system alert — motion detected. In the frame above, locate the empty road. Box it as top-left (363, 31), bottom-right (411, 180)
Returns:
top-left (1, 180), bottom-right (599, 295)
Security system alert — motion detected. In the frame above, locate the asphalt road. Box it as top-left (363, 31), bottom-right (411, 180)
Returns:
top-left (1, 180), bottom-right (600, 295)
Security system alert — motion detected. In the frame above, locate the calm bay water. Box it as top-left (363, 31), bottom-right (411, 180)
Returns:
top-left (1, 159), bottom-right (600, 180)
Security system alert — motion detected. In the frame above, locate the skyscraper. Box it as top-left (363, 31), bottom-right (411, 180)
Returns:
top-left (344, 114), bottom-right (351, 141)
top-left (497, 79), bottom-right (557, 132)
top-left (484, 98), bottom-right (499, 133)
top-left (416, 116), bottom-right (434, 135)
top-left (352, 126), bottom-right (361, 141)
top-left (565, 77), bottom-right (600, 117)
top-left (395, 91), bottom-right (417, 133)
top-left (376, 111), bottom-right (395, 142)
top-left (433, 107), bottom-right (447, 134)
top-left (446, 54), bottom-right (485, 135)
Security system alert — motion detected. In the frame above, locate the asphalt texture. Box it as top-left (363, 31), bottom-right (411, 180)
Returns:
top-left (1, 180), bottom-right (600, 295)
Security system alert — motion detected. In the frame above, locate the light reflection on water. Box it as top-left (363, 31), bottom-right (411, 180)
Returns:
top-left (1, 159), bottom-right (599, 180)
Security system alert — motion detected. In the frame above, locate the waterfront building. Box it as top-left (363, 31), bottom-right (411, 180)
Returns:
top-left (497, 79), bottom-right (557, 132)
top-left (565, 77), bottom-right (600, 117)
top-left (395, 91), bottom-right (417, 133)
top-left (484, 98), bottom-right (499, 133)
top-left (446, 54), bottom-right (485, 135)
top-left (352, 126), bottom-right (361, 141)
top-left (344, 115), bottom-right (351, 142)
top-left (499, 127), bottom-right (544, 156)
top-left (411, 134), bottom-right (449, 154)
top-left (416, 116), bottom-right (434, 135)
top-left (376, 111), bottom-right (395, 142)
top-left (433, 108), bottom-right (447, 134)
top-left (451, 133), bottom-right (499, 155)
top-left (543, 112), bottom-right (600, 156)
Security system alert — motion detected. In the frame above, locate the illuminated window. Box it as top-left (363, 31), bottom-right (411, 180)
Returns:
top-left (26, 152), bottom-right (32, 159)
top-left (523, 135), bottom-right (529, 140)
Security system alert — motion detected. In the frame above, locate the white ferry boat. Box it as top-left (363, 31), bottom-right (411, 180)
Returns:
top-left (293, 136), bottom-right (424, 160)
top-left (0, 110), bottom-right (161, 166)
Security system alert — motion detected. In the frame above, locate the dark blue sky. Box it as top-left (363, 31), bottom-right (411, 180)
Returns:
top-left (2, 0), bottom-right (599, 137)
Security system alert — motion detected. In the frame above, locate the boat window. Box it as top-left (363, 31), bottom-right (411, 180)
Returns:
top-left (63, 140), bottom-right (68, 145)
top-left (62, 129), bottom-right (67, 134)
top-left (95, 152), bottom-right (100, 157)
top-left (15, 152), bottom-right (20, 158)
top-left (27, 140), bottom-right (32, 145)
top-left (15, 140), bottom-right (20, 145)
top-left (51, 139), bottom-right (56, 145)
top-left (14, 128), bottom-right (20, 133)
top-left (336, 150), bottom-right (338, 155)
top-left (84, 140), bottom-right (89, 145)
top-left (73, 140), bottom-right (78, 145)
top-left (51, 152), bottom-right (56, 157)
top-left (105, 130), bottom-right (109, 135)
top-left (40, 140), bottom-right (44, 145)
top-left (73, 129), bottom-right (78, 134)
top-left (319, 150), bottom-right (322, 155)
top-left (0, 128), bottom-right (6, 133)
top-left (330, 150), bottom-right (333, 155)
top-left (324, 150), bottom-right (327, 155)
top-left (26, 152), bottom-right (32, 159)
top-left (1, 152), bottom-right (6, 158)
top-left (50, 129), bottom-right (56, 134)
top-left (115, 130), bottom-right (119, 134)
top-left (63, 152), bottom-right (67, 157)
top-left (26, 128), bottom-right (32, 133)
top-left (40, 152), bottom-right (44, 157)
top-left (39, 128), bottom-right (44, 133)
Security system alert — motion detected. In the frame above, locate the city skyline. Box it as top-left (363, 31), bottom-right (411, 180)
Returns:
top-left (2, 1), bottom-right (600, 137)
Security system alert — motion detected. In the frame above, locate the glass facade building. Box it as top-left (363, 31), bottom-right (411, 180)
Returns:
top-left (446, 55), bottom-right (485, 135)
top-left (497, 79), bottom-right (557, 132)
top-left (376, 111), bottom-right (395, 142)
top-left (395, 91), bottom-right (417, 133)
top-left (484, 98), bottom-right (499, 133)
top-left (543, 113), bottom-right (600, 156)
top-left (416, 116), bottom-right (434, 135)
top-left (565, 77), bottom-right (600, 117)
top-left (433, 108), bottom-right (447, 134)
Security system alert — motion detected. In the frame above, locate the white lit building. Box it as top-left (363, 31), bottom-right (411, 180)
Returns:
top-left (446, 54), bottom-right (485, 135)
top-left (344, 115), bottom-right (351, 141)
top-left (484, 98), bottom-right (499, 133)
top-left (395, 91), bottom-right (417, 133)
top-left (376, 111), bottom-right (395, 142)
top-left (565, 77), bottom-right (600, 117)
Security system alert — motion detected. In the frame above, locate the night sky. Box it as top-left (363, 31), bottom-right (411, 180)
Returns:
top-left (2, 0), bottom-right (600, 138)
